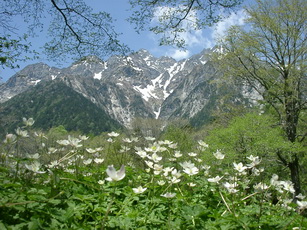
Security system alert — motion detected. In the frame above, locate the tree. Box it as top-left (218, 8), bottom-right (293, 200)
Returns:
top-left (129, 0), bottom-right (243, 48)
top-left (212, 0), bottom-right (306, 196)
top-left (0, 0), bottom-right (244, 73)
top-left (0, 0), bottom-right (130, 70)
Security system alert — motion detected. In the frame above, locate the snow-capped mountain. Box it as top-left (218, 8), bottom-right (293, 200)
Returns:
top-left (0, 48), bottom-right (259, 129)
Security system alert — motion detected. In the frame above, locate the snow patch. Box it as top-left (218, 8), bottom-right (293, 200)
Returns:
top-left (31, 79), bottom-right (41, 85)
top-left (151, 73), bottom-right (163, 88)
top-left (51, 75), bottom-right (57, 80)
top-left (94, 72), bottom-right (102, 80)
top-left (154, 107), bottom-right (161, 119)
top-left (200, 56), bottom-right (207, 65)
top-left (144, 56), bottom-right (152, 66)
top-left (134, 84), bottom-right (159, 102)
top-left (132, 66), bottom-right (142, 72)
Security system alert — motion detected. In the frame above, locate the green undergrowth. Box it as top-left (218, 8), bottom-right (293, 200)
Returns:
top-left (0, 118), bottom-right (306, 229)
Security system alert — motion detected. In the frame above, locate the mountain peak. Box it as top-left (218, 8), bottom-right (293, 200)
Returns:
top-left (72, 55), bottom-right (104, 66)
top-left (0, 48), bottom-right (260, 130)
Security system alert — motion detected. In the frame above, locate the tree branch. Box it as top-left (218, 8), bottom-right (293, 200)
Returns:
top-left (50, 0), bottom-right (82, 43)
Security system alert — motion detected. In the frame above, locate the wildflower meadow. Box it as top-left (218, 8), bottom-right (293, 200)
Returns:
top-left (0, 118), bottom-right (306, 229)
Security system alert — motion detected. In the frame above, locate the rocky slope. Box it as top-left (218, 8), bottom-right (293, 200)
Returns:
top-left (0, 48), bottom-right (260, 132)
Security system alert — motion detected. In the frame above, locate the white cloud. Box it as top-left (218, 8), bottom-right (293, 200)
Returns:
top-left (151, 5), bottom-right (208, 48)
top-left (167, 49), bottom-right (190, 60)
top-left (148, 7), bottom-right (247, 60)
top-left (212, 9), bottom-right (247, 40)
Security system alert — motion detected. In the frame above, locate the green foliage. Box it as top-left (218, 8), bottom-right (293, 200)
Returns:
top-left (0, 118), bottom-right (306, 229)
top-left (160, 124), bottom-right (195, 153)
top-left (129, 0), bottom-right (243, 48)
top-left (0, 35), bottom-right (35, 71)
top-left (204, 113), bottom-right (306, 182)
top-left (1, 0), bottom-right (129, 65)
top-left (0, 80), bottom-right (122, 138)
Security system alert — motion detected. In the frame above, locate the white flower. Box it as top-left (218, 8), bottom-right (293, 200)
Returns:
top-left (161, 192), bottom-right (176, 198)
top-left (169, 176), bottom-right (181, 184)
top-left (98, 180), bottom-right (105, 185)
top-left (27, 153), bottom-right (40, 159)
top-left (57, 139), bottom-right (69, 146)
top-left (159, 140), bottom-right (173, 145)
top-left (153, 164), bottom-right (163, 172)
top-left (145, 136), bottom-right (155, 141)
top-left (106, 165), bottom-right (126, 182)
top-left (145, 160), bottom-right (154, 169)
top-left (107, 138), bottom-right (114, 143)
top-left (122, 138), bottom-right (133, 143)
top-left (247, 155), bottom-right (260, 162)
top-left (223, 182), bottom-right (239, 193)
top-left (296, 193), bottom-right (306, 200)
top-left (94, 158), bottom-right (104, 164)
top-left (57, 136), bottom-right (82, 148)
top-left (48, 147), bottom-right (57, 154)
top-left (120, 146), bottom-right (131, 152)
top-left (195, 158), bottom-right (203, 163)
top-left (25, 161), bottom-right (45, 174)
top-left (297, 201), bottom-right (307, 210)
top-left (4, 134), bottom-right (17, 143)
top-left (247, 155), bottom-right (261, 168)
top-left (280, 181), bottom-right (295, 194)
top-left (187, 182), bottom-right (196, 187)
top-left (23, 117), bottom-right (35, 127)
top-left (83, 159), bottom-right (92, 165)
top-left (180, 161), bottom-right (199, 176)
top-left (180, 161), bottom-right (195, 169)
top-left (183, 166), bottom-right (199, 176)
top-left (132, 186), bottom-right (147, 194)
top-left (251, 167), bottom-right (264, 176)
top-left (168, 143), bottom-right (178, 149)
top-left (79, 135), bottom-right (89, 141)
top-left (171, 169), bottom-right (181, 178)
top-left (213, 150), bottom-right (224, 160)
top-left (208, 176), bottom-right (222, 183)
top-left (15, 127), bottom-right (29, 137)
top-left (163, 167), bottom-right (174, 176)
top-left (233, 162), bottom-right (248, 173)
top-left (202, 164), bottom-right (211, 171)
top-left (157, 180), bottom-right (166, 186)
top-left (145, 143), bottom-right (166, 153)
top-left (131, 137), bottom-right (139, 142)
top-left (136, 150), bottom-right (147, 158)
top-left (188, 152), bottom-right (197, 157)
top-left (198, 140), bottom-right (209, 148)
top-left (48, 160), bottom-right (59, 168)
top-left (253, 182), bottom-right (268, 191)
top-left (66, 168), bottom-right (75, 173)
top-left (34, 131), bottom-right (47, 139)
top-left (150, 153), bottom-right (162, 163)
top-left (153, 170), bottom-right (162, 175)
top-left (174, 151), bottom-right (182, 158)
top-left (270, 174), bottom-right (280, 186)
top-left (108, 132), bottom-right (119, 137)
top-left (86, 148), bottom-right (97, 154)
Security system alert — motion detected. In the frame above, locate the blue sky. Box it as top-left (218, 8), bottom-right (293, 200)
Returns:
top-left (1, 0), bottom-right (248, 82)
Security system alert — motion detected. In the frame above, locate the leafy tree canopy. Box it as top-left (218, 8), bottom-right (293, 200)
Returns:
top-left (0, 0), bottom-right (243, 74)
top-left (0, 0), bottom-right (130, 69)
top-left (211, 0), bottom-right (306, 196)
top-left (129, 0), bottom-right (243, 48)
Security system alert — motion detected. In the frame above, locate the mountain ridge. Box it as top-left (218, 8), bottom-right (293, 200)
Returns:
top-left (0, 48), bottom-right (260, 133)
